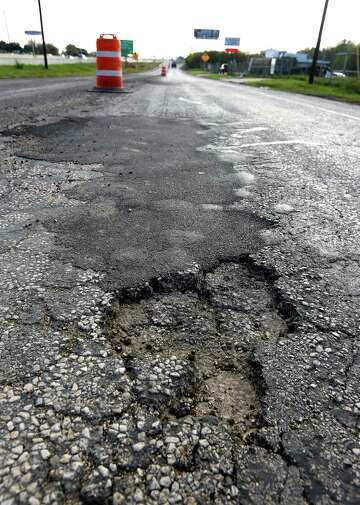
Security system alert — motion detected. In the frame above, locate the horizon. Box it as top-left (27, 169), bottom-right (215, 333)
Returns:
top-left (1, 0), bottom-right (359, 59)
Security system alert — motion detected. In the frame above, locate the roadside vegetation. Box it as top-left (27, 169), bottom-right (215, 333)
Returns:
top-left (186, 41), bottom-right (360, 104)
top-left (188, 69), bottom-right (360, 104)
top-left (0, 62), bottom-right (158, 79)
top-left (188, 69), bottom-right (239, 80)
top-left (0, 40), bottom-right (91, 57)
top-left (245, 75), bottom-right (360, 104)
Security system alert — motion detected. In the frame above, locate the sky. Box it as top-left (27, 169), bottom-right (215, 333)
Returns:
top-left (1, 0), bottom-right (359, 58)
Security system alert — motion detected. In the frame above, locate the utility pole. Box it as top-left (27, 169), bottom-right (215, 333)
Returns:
top-left (309, 0), bottom-right (330, 84)
top-left (37, 0), bottom-right (48, 69)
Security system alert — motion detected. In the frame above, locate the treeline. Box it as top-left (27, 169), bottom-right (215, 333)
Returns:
top-left (298, 39), bottom-right (358, 71)
top-left (185, 51), bottom-right (249, 68)
top-left (298, 40), bottom-right (357, 65)
top-left (186, 40), bottom-right (358, 70)
top-left (0, 41), bottom-right (90, 57)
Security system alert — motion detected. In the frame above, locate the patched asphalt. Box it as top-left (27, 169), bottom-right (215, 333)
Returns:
top-left (9, 114), bottom-right (268, 288)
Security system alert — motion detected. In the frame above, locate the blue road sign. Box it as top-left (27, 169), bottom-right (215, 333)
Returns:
top-left (225, 37), bottom-right (240, 46)
top-left (194, 29), bottom-right (220, 40)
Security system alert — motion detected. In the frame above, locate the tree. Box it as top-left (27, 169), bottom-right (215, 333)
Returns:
top-left (23, 43), bottom-right (34, 54)
top-left (64, 44), bottom-right (87, 56)
top-left (45, 43), bottom-right (59, 55)
top-left (30, 42), bottom-right (59, 55)
top-left (65, 44), bottom-right (79, 56)
top-left (0, 41), bottom-right (23, 53)
top-left (0, 39), bottom-right (59, 55)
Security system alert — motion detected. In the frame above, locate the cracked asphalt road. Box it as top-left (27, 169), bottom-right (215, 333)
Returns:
top-left (0, 68), bottom-right (360, 504)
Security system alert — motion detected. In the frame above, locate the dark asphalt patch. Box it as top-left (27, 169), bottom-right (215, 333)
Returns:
top-left (11, 115), bottom-right (271, 288)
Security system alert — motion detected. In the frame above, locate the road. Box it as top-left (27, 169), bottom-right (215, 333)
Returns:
top-left (0, 69), bottom-right (360, 504)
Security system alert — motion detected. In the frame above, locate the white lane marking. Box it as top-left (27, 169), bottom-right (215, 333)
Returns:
top-left (248, 88), bottom-right (360, 122)
top-left (222, 121), bottom-right (254, 126)
top-left (178, 97), bottom-right (202, 105)
top-left (231, 127), bottom-right (269, 135)
top-left (238, 140), bottom-right (320, 148)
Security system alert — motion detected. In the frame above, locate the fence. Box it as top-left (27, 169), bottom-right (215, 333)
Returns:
top-left (333, 52), bottom-right (358, 76)
top-left (204, 60), bottom-right (249, 74)
top-left (0, 53), bottom-right (96, 66)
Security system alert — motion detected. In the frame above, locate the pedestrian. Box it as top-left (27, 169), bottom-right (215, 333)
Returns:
top-left (220, 63), bottom-right (228, 75)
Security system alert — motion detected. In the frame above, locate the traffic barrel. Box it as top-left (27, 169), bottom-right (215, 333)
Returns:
top-left (93, 34), bottom-right (127, 93)
top-left (161, 64), bottom-right (167, 77)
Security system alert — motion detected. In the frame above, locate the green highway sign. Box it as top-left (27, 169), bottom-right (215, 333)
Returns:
top-left (121, 40), bottom-right (133, 56)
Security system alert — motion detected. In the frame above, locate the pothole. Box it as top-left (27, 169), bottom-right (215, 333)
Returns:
top-left (105, 258), bottom-right (290, 444)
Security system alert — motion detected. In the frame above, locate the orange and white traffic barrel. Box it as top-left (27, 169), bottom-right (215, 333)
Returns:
top-left (161, 64), bottom-right (167, 77)
top-left (95, 34), bottom-right (124, 92)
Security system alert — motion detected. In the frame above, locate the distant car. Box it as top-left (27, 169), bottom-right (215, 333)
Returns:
top-left (171, 61), bottom-right (177, 68)
top-left (325, 70), bottom-right (346, 78)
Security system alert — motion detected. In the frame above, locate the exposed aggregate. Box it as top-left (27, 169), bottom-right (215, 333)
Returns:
top-left (200, 116), bottom-right (360, 504)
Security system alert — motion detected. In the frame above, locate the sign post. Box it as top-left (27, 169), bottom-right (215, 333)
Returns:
top-left (25, 30), bottom-right (41, 56)
top-left (201, 53), bottom-right (210, 71)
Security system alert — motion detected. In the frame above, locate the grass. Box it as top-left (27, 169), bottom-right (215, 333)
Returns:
top-left (189, 68), bottom-right (360, 104)
top-left (245, 74), bottom-right (360, 104)
top-left (123, 62), bottom-right (160, 74)
top-left (188, 68), bottom-right (239, 80)
top-left (0, 62), bottom-right (159, 79)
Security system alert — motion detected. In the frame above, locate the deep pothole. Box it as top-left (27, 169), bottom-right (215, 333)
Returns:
top-left (105, 259), bottom-right (291, 444)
